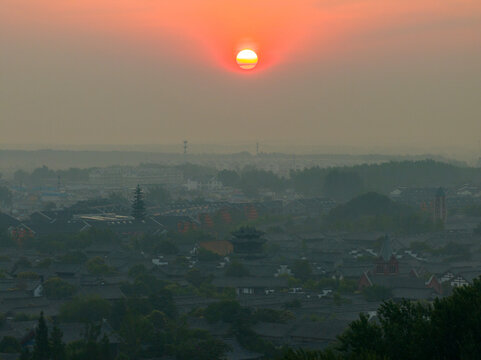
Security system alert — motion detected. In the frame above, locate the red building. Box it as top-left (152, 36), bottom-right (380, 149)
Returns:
top-left (374, 235), bottom-right (399, 275)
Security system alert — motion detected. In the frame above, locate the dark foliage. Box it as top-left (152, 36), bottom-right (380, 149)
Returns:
top-left (323, 170), bottom-right (364, 202)
top-left (33, 312), bottom-right (50, 360)
top-left (0, 335), bottom-right (21, 353)
top-left (131, 184), bottom-right (146, 221)
top-left (324, 192), bottom-right (438, 234)
top-left (43, 277), bottom-right (77, 299)
top-left (292, 259), bottom-right (313, 281)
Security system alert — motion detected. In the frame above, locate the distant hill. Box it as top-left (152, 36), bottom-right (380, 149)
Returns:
top-left (327, 192), bottom-right (411, 221)
top-left (323, 192), bottom-right (439, 234)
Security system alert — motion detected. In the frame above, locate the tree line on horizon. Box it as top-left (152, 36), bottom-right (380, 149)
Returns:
top-left (7, 159), bottom-right (481, 198)
top-left (218, 159), bottom-right (481, 200)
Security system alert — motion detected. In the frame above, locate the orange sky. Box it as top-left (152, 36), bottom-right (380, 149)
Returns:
top-left (1, 0), bottom-right (481, 152)
top-left (4, 0), bottom-right (481, 72)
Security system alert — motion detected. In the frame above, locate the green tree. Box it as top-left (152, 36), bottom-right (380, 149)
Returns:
top-left (0, 335), bottom-right (21, 353)
top-left (323, 170), bottom-right (364, 202)
top-left (217, 169), bottom-right (240, 187)
top-left (378, 300), bottom-right (432, 360)
top-left (60, 296), bottom-right (111, 323)
top-left (100, 334), bottom-right (112, 360)
top-left (430, 277), bottom-right (481, 359)
top-left (86, 256), bottom-right (112, 275)
top-left (17, 271), bottom-right (40, 280)
top-left (49, 325), bottom-right (66, 360)
top-left (19, 347), bottom-right (31, 360)
top-left (292, 259), bottom-right (312, 281)
top-left (33, 312), bottom-right (50, 360)
top-left (132, 184), bottom-right (146, 221)
top-left (65, 323), bottom-right (104, 360)
top-left (119, 313), bottom-right (154, 358)
top-left (337, 313), bottom-right (383, 356)
top-left (174, 328), bottom-right (231, 360)
top-left (280, 348), bottom-right (342, 360)
top-left (177, 337), bottom-right (230, 360)
top-left (43, 277), bottom-right (77, 299)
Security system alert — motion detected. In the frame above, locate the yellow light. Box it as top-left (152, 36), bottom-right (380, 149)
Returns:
top-left (236, 49), bottom-right (258, 70)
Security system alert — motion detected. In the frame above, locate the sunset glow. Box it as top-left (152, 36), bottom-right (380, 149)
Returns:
top-left (2, 0), bottom-right (481, 74)
top-left (236, 49), bottom-right (258, 70)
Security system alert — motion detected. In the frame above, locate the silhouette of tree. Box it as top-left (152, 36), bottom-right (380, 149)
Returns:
top-left (49, 324), bottom-right (66, 360)
top-left (33, 312), bottom-right (50, 360)
top-left (132, 184), bottom-right (146, 221)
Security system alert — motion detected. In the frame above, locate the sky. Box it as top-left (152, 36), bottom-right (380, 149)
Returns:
top-left (1, 0), bottom-right (481, 154)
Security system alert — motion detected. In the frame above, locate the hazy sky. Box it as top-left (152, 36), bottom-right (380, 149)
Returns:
top-left (1, 0), bottom-right (481, 153)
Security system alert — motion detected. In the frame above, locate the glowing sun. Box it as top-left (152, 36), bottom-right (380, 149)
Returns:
top-left (236, 49), bottom-right (258, 70)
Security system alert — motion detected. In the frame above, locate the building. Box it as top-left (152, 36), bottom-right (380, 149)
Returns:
top-left (374, 235), bottom-right (399, 275)
top-left (230, 227), bottom-right (266, 258)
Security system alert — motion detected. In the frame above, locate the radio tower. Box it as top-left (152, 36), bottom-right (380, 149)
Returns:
top-left (256, 142), bottom-right (259, 156)
top-left (183, 140), bottom-right (188, 155)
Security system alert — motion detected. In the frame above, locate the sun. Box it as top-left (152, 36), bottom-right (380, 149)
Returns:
top-left (236, 49), bottom-right (258, 70)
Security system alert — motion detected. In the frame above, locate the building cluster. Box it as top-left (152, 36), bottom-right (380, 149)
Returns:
top-left (0, 160), bottom-right (481, 358)
top-left (0, 185), bottom-right (479, 358)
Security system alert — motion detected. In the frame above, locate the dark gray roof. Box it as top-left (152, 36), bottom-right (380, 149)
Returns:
top-left (289, 319), bottom-right (350, 342)
top-left (224, 338), bottom-right (263, 360)
top-left (392, 287), bottom-right (437, 300)
top-left (0, 353), bottom-right (20, 360)
top-left (78, 284), bottom-right (125, 300)
top-left (368, 274), bottom-right (428, 289)
top-left (252, 322), bottom-right (291, 338)
top-left (55, 321), bottom-right (121, 344)
top-left (212, 277), bottom-right (288, 289)
top-left (0, 212), bottom-right (21, 228)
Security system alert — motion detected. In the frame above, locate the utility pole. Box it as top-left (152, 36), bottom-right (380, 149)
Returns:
top-left (256, 142), bottom-right (259, 156)
top-left (183, 140), bottom-right (188, 155)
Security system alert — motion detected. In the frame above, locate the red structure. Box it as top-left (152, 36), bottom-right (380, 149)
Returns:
top-left (374, 235), bottom-right (399, 275)
top-left (244, 205), bottom-right (258, 221)
top-left (219, 208), bottom-right (232, 224)
top-left (199, 213), bottom-right (214, 228)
